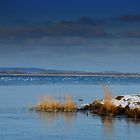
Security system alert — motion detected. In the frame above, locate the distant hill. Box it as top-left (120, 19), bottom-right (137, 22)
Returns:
top-left (0, 67), bottom-right (86, 74)
top-left (0, 67), bottom-right (48, 73)
top-left (0, 67), bottom-right (139, 76)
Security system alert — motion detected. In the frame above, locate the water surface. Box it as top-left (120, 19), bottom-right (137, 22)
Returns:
top-left (0, 76), bottom-right (140, 140)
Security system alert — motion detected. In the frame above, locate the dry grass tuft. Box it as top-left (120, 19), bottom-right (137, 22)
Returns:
top-left (42, 96), bottom-right (50, 111)
top-left (62, 95), bottom-right (77, 112)
top-left (49, 97), bottom-right (59, 111)
top-left (36, 95), bottom-right (76, 112)
top-left (101, 85), bottom-right (117, 115)
top-left (102, 85), bottom-right (112, 107)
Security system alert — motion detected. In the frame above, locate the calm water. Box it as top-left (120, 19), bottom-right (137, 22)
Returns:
top-left (1, 75), bottom-right (140, 85)
top-left (0, 75), bottom-right (140, 140)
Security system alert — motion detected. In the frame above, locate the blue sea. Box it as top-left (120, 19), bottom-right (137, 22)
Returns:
top-left (0, 75), bottom-right (140, 140)
top-left (1, 75), bottom-right (140, 85)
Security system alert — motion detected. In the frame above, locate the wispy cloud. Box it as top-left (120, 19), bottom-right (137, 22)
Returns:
top-left (120, 29), bottom-right (140, 37)
top-left (0, 15), bottom-right (140, 46)
top-left (118, 14), bottom-right (140, 22)
top-left (0, 17), bottom-right (108, 45)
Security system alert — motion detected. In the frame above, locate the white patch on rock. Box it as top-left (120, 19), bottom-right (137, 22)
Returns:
top-left (80, 103), bottom-right (89, 108)
top-left (111, 94), bottom-right (140, 109)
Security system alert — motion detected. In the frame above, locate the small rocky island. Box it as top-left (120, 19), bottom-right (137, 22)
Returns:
top-left (82, 94), bottom-right (140, 119)
top-left (81, 86), bottom-right (140, 119)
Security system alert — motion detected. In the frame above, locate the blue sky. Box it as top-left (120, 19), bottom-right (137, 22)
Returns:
top-left (1, 0), bottom-right (140, 21)
top-left (0, 0), bottom-right (140, 72)
top-left (0, 0), bottom-right (139, 27)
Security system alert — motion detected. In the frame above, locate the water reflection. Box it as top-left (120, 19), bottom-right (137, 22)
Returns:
top-left (100, 116), bottom-right (140, 138)
top-left (125, 117), bottom-right (140, 124)
top-left (36, 111), bottom-right (140, 139)
top-left (36, 112), bottom-right (77, 127)
top-left (100, 116), bottom-right (115, 137)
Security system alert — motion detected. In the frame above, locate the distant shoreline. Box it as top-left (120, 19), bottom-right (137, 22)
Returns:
top-left (1, 73), bottom-right (140, 77)
top-left (0, 68), bottom-right (140, 77)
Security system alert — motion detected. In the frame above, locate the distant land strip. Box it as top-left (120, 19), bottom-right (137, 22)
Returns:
top-left (0, 73), bottom-right (140, 77)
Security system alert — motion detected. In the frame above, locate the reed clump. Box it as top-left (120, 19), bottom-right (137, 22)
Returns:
top-left (101, 85), bottom-right (117, 116)
top-left (62, 95), bottom-right (77, 112)
top-left (42, 96), bottom-right (49, 111)
top-left (49, 98), bottom-right (59, 112)
top-left (35, 95), bottom-right (77, 112)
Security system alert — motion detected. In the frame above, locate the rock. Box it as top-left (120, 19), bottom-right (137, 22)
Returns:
top-left (80, 103), bottom-right (90, 109)
top-left (115, 96), bottom-right (124, 100)
top-left (79, 99), bottom-right (84, 101)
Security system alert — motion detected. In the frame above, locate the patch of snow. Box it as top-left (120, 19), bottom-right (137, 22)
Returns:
top-left (80, 103), bottom-right (89, 108)
top-left (111, 94), bottom-right (140, 109)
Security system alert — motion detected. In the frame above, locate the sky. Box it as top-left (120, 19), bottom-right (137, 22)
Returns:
top-left (0, 0), bottom-right (140, 72)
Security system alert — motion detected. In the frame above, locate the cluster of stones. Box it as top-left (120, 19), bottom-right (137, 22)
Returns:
top-left (80, 95), bottom-right (140, 119)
